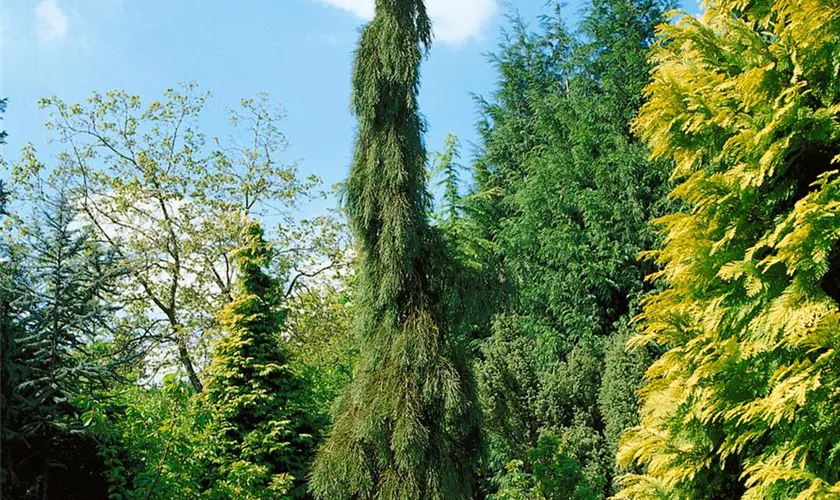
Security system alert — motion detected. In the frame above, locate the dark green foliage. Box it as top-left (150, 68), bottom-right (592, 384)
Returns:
top-left (310, 1), bottom-right (482, 498)
top-left (200, 221), bottom-right (320, 499)
top-left (1, 193), bottom-right (121, 498)
top-left (0, 99), bottom-right (14, 495)
top-left (430, 135), bottom-right (504, 349)
top-left (472, 0), bottom-right (671, 496)
top-left (0, 235), bottom-right (27, 490)
top-left (19, 193), bottom-right (119, 408)
top-left (479, 315), bottom-right (541, 457)
top-left (597, 321), bottom-right (649, 470)
top-left (472, 6), bottom-right (574, 209)
top-left (27, 431), bottom-right (112, 499)
top-left (286, 280), bottom-right (356, 416)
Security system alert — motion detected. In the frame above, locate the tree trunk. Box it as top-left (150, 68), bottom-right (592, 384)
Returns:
top-left (164, 312), bottom-right (203, 392)
top-left (177, 337), bottom-right (203, 392)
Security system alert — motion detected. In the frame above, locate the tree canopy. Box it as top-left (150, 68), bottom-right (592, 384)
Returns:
top-left (471, 1), bottom-right (671, 496)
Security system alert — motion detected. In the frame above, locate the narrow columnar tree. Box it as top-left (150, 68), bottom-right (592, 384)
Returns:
top-left (200, 221), bottom-right (319, 499)
top-left (618, 0), bottom-right (840, 498)
top-left (310, 1), bottom-right (482, 499)
top-left (432, 134), bottom-right (464, 223)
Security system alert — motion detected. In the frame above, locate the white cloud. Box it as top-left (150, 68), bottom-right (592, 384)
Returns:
top-left (427, 0), bottom-right (496, 45)
top-left (35, 0), bottom-right (68, 43)
top-left (319, 0), bottom-right (374, 19)
top-left (315, 0), bottom-right (497, 45)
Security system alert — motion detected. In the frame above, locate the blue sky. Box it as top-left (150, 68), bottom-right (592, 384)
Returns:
top-left (1, 0), bottom-right (698, 217)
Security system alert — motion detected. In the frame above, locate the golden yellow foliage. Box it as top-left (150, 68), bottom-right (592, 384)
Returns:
top-left (617, 0), bottom-right (840, 498)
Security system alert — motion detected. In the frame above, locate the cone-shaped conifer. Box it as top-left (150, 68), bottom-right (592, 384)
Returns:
top-left (201, 221), bottom-right (319, 499)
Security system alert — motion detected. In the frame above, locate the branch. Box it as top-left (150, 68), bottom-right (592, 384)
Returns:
top-left (285, 262), bottom-right (337, 298)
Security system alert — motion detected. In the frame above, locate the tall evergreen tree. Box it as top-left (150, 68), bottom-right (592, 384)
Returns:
top-left (471, 1), bottom-right (670, 496)
top-left (432, 134), bottom-right (464, 223)
top-left (0, 233), bottom-right (27, 491)
top-left (199, 220), bottom-right (320, 499)
top-left (1, 192), bottom-right (120, 498)
top-left (618, 0), bottom-right (840, 498)
top-left (309, 1), bottom-right (482, 498)
top-left (0, 96), bottom-right (13, 482)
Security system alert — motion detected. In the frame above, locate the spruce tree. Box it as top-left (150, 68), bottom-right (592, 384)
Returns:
top-left (618, 0), bottom-right (840, 498)
top-left (200, 220), bottom-right (319, 499)
top-left (1, 193), bottom-right (120, 498)
top-left (0, 235), bottom-right (26, 491)
top-left (309, 1), bottom-right (482, 498)
top-left (0, 96), bottom-right (13, 485)
top-left (0, 228), bottom-right (17, 498)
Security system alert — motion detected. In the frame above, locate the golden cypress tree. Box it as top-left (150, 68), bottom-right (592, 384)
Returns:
top-left (617, 1), bottom-right (840, 498)
top-left (309, 0), bottom-right (482, 499)
top-left (200, 221), bottom-right (319, 499)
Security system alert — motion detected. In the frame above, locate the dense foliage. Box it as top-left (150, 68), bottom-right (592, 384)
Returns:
top-left (1, 193), bottom-right (120, 498)
top-left (2, 86), bottom-right (350, 498)
top-left (3, 0), bottom-right (840, 498)
top-left (1, 96), bottom-right (17, 489)
top-left (199, 220), bottom-right (321, 499)
top-left (309, 1), bottom-right (482, 498)
top-left (471, 1), bottom-right (671, 496)
top-left (617, 0), bottom-right (840, 497)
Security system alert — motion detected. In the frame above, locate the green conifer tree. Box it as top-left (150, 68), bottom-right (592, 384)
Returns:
top-left (472, 1), bottom-right (670, 495)
top-left (200, 221), bottom-right (319, 499)
top-left (0, 96), bottom-right (14, 485)
top-left (618, 1), bottom-right (840, 497)
top-left (1, 192), bottom-right (120, 498)
top-left (309, 1), bottom-right (482, 498)
top-left (433, 134), bottom-right (464, 223)
top-left (0, 233), bottom-right (27, 491)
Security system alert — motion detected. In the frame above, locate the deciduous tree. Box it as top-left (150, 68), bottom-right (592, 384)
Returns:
top-left (25, 87), bottom-right (318, 391)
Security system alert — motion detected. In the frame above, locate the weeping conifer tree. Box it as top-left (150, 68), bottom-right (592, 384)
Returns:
top-left (309, 1), bottom-right (482, 499)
